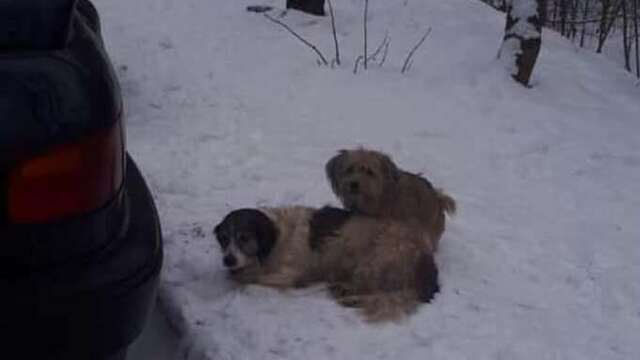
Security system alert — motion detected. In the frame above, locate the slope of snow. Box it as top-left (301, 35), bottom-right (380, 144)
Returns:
top-left (96, 0), bottom-right (640, 359)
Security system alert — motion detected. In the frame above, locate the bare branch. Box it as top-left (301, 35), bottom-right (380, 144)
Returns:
top-left (355, 31), bottom-right (390, 71)
top-left (406, 59), bottom-right (414, 72)
top-left (367, 31), bottom-right (389, 62)
top-left (327, 0), bottom-right (340, 66)
top-left (327, 1), bottom-right (341, 66)
top-left (401, 27), bottom-right (432, 74)
top-left (364, 0), bottom-right (369, 70)
top-left (597, 0), bottom-right (624, 53)
top-left (263, 12), bottom-right (329, 66)
top-left (353, 55), bottom-right (364, 74)
top-left (565, 18), bottom-right (611, 25)
top-left (379, 40), bottom-right (390, 67)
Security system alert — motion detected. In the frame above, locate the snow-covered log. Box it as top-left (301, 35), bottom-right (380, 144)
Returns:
top-left (287, 0), bottom-right (325, 16)
top-left (499, 0), bottom-right (545, 86)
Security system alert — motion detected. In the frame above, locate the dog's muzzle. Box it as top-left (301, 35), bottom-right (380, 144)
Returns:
top-left (223, 254), bottom-right (237, 268)
top-left (348, 181), bottom-right (359, 193)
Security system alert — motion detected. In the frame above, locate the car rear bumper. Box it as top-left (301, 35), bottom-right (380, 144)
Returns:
top-left (0, 155), bottom-right (162, 358)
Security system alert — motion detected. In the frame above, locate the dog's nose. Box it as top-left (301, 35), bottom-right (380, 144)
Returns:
top-left (223, 255), bottom-right (237, 268)
top-left (349, 181), bottom-right (359, 192)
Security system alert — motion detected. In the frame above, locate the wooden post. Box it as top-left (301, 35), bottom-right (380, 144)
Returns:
top-left (499, 0), bottom-right (545, 87)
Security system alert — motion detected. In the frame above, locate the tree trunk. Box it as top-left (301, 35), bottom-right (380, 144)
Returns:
top-left (597, 0), bottom-right (623, 53)
top-left (500, 0), bottom-right (545, 87)
top-left (560, 0), bottom-right (568, 36)
top-left (287, 0), bottom-right (325, 16)
top-left (569, 0), bottom-right (579, 40)
top-left (597, 0), bottom-right (612, 52)
top-left (580, 0), bottom-right (590, 47)
top-left (623, 0), bottom-right (631, 71)
top-left (634, 0), bottom-right (640, 77)
top-left (551, 0), bottom-right (559, 30)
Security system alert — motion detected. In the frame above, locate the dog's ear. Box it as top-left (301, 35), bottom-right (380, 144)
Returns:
top-left (254, 212), bottom-right (279, 263)
top-left (213, 222), bottom-right (231, 248)
top-left (379, 153), bottom-right (400, 184)
top-left (325, 150), bottom-right (348, 194)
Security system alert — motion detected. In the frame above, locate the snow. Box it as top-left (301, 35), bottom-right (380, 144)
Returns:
top-left (509, 0), bottom-right (540, 39)
top-left (96, 0), bottom-right (640, 359)
top-left (499, 36), bottom-right (522, 73)
top-left (511, 0), bottom-right (537, 19)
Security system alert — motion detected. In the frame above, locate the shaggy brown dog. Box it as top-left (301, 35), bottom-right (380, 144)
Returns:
top-left (325, 148), bottom-right (456, 250)
top-left (214, 206), bottom-right (439, 322)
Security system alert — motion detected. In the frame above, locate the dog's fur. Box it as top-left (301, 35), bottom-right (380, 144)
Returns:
top-left (325, 148), bottom-right (456, 250)
top-left (214, 206), bottom-right (439, 322)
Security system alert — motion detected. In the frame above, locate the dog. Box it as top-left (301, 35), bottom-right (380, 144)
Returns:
top-left (325, 148), bottom-right (456, 250)
top-left (214, 206), bottom-right (439, 322)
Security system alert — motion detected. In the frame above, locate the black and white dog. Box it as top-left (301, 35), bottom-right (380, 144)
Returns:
top-left (214, 205), bottom-right (440, 322)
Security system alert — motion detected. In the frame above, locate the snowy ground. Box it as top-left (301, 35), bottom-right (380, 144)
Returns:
top-left (96, 0), bottom-right (640, 359)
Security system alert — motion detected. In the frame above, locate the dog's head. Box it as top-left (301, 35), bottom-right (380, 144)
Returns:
top-left (213, 209), bottom-right (278, 273)
top-left (325, 149), bottom-right (400, 215)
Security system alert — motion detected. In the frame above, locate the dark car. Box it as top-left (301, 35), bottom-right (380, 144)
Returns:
top-left (0, 1), bottom-right (162, 359)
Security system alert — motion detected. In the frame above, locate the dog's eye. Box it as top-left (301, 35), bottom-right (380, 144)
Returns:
top-left (345, 166), bottom-right (355, 175)
top-left (217, 235), bottom-right (230, 247)
top-left (365, 168), bottom-right (375, 177)
top-left (238, 235), bottom-right (249, 243)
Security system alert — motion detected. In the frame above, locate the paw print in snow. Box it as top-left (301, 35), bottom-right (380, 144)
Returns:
top-left (191, 225), bottom-right (206, 239)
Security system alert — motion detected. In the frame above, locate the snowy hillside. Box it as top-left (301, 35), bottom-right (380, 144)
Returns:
top-left (96, 0), bottom-right (640, 359)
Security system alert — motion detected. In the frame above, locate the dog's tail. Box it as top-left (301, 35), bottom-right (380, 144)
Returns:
top-left (436, 188), bottom-right (457, 216)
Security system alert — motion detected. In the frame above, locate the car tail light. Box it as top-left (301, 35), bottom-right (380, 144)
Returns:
top-left (7, 122), bottom-right (124, 224)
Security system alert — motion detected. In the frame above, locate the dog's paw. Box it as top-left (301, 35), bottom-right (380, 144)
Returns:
top-left (329, 283), bottom-right (364, 308)
top-left (337, 295), bottom-right (364, 308)
top-left (230, 271), bottom-right (258, 284)
top-left (257, 271), bottom-right (298, 289)
top-left (328, 282), bottom-right (352, 297)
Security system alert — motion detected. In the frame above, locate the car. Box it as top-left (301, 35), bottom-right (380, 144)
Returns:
top-left (0, 1), bottom-right (163, 359)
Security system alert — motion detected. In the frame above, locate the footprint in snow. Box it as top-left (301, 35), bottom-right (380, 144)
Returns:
top-left (159, 39), bottom-right (174, 50)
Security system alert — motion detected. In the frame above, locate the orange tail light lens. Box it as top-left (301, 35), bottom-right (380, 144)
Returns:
top-left (7, 123), bottom-right (124, 224)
